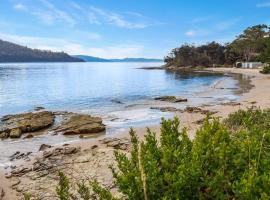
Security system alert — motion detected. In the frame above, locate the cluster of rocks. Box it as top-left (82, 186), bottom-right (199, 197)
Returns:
top-left (154, 96), bottom-right (188, 103)
top-left (9, 151), bottom-right (32, 162)
top-left (6, 145), bottom-right (81, 178)
top-left (150, 106), bottom-right (183, 113)
top-left (5, 137), bottom-right (131, 199)
top-left (100, 137), bottom-right (130, 151)
top-left (184, 106), bottom-right (218, 115)
top-left (0, 111), bottom-right (54, 139)
top-left (0, 111), bottom-right (106, 140)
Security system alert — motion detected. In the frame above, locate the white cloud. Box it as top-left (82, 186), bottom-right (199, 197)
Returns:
top-left (13, 3), bottom-right (27, 11)
top-left (13, 0), bottom-right (157, 29)
top-left (0, 33), bottom-right (144, 58)
top-left (185, 30), bottom-right (196, 37)
top-left (87, 6), bottom-right (150, 29)
top-left (256, 2), bottom-right (270, 7)
top-left (13, 0), bottom-right (76, 27)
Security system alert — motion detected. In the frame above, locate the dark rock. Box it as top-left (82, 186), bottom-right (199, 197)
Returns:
top-left (150, 107), bottom-right (183, 112)
top-left (34, 106), bottom-right (45, 111)
top-left (111, 99), bottom-right (124, 104)
top-left (39, 144), bottom-right (52, 151)
top-left (23, 133), bottom-right (34, 139)
top-left (154, 96), bottom-right (187, 103)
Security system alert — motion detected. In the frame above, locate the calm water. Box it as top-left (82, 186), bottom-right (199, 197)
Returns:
top-left (0, 62), bottom-right (248, 166)
top-left (0, 62), bottom-right (236, 116)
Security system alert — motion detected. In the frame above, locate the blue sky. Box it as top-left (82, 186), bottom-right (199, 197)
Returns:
top-left (0, 0), bottom-right (269, 58)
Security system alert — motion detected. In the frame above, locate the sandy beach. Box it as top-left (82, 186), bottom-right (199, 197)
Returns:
top-left (0, 67), bottom-right (269, 200)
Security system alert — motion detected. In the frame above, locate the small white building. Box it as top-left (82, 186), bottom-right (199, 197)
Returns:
top-left (236, 62), bottom-right (264, 69)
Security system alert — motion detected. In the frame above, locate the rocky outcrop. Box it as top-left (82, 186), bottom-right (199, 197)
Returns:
top-left (154, 96), bottom-right (187, 103)
top-left (54, 114), bottom-right (105, 135)
top-left (184, 106), bottom-right (218, 115)
top-left (150, 106), bottom-right (183, 112)
top-left (100, 137), bottom-right (130, 150)
top-left (0, 111), bottom-right (55, 139)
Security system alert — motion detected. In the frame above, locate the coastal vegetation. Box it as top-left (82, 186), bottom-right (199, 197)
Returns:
top-left (39, 107), bottom-right (270, 199)
top-left (165, 24), bottom-right (270, 68)
top-left (0, 39), bottom-right (84, 63)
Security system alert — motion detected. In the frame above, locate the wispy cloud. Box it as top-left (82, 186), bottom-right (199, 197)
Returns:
top-left (13, 0), bottom-right (157, 29)
top-left (13, 0), bottom-right (76, 27)
top-left (256, 2), bottom-right (270, 8)
top-left (86, 6), bottom-right (155, 29)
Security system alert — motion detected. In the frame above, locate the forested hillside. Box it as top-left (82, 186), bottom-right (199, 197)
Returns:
top-left (165, 24), bottom-right (270, 68)
top-left (0, 39), bottom-right (84, 63)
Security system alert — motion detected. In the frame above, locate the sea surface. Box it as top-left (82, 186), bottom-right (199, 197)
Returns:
top-left (0, 62), bottom-right (251, 166)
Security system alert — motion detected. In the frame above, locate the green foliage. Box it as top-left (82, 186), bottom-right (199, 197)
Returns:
top-left (165, 24), bottom-right (270, 67)
top-left (56, 171), bottom-right (72, 200)
top-left (260, 65), bottom-right (270, 74)
top-left (54, 108), bottom-right (270, 199)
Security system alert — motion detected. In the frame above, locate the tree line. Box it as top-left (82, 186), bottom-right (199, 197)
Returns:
top-left (164, 24), bottom-right (270, 68)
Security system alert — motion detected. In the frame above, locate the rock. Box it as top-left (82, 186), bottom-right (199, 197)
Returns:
top-left (150, 107), bottom-right (183, 112)
top-left (111, 99), bottom-right (124, 104)
top-left (43, 146), bottom-right (80, 159)
top-left (154, 96), bottom-right (187, 103)
top-left (11, 167), bottom-right (32, 177)
top-left (184, 106), bottom-right (217, 115)
top-left (0, 132), bottom-right (9, 139)
top-left (39, 144), bottom-right (52, 151)
top-left (34, 106), bottom-right (45, 111)
top-left (221, 102), bottom-right (241, 106)
top-left (100, 138), bottom-right (130, 150)
top-left (10, 151), bottom-right (32, 161)
top-left (54, 114), bottom-right (105, 135)
top-left (9, 128), bottom-right (22, 138)
top-left (0, 189), bottom-right (5, 200)
top-left (0, 111), bottom-right (55, 139)
top-left (23, 133), bottom-right (34, 139)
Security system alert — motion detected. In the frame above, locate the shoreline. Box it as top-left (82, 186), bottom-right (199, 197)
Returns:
top-left (0, 67), bottom-right (269, 199)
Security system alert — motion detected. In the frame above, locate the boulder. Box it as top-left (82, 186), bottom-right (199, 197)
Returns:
top-left (0, 132), bottom-right (9, 139)
top-left (9, 129), bottom-right (22, 138)
top-left (0, 111), bottom-right (55, 139)
top-left (54, 114), bottom-right (105, 135)
top-left (154, 96), bottom-right (187, 103)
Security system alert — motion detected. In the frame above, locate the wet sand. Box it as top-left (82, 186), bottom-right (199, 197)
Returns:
top-left (0, 67), bottom-right (269, 199)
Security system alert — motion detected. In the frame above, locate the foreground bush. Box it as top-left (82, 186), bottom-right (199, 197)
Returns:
top-left (260, 65), bottom-right (270, 74)
top-left (48, 108), bottom-right (270, 199)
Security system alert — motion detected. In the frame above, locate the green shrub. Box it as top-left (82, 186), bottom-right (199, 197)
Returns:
top-left (50, 108), bottom-right (270, 199)
top-left (260, 65), bottom-right (270, 74)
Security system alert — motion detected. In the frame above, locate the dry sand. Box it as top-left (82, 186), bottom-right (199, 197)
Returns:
top-left (0, 67), bottom-right (269, 199)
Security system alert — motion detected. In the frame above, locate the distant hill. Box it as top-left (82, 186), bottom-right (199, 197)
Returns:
top-left (74, 55), bottom-right (163, 62)
top-left (0, 39), bottom-right (84, 63)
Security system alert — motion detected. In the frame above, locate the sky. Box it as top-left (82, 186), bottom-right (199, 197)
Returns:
top-left (0, 0), bottom-right (270, 59)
